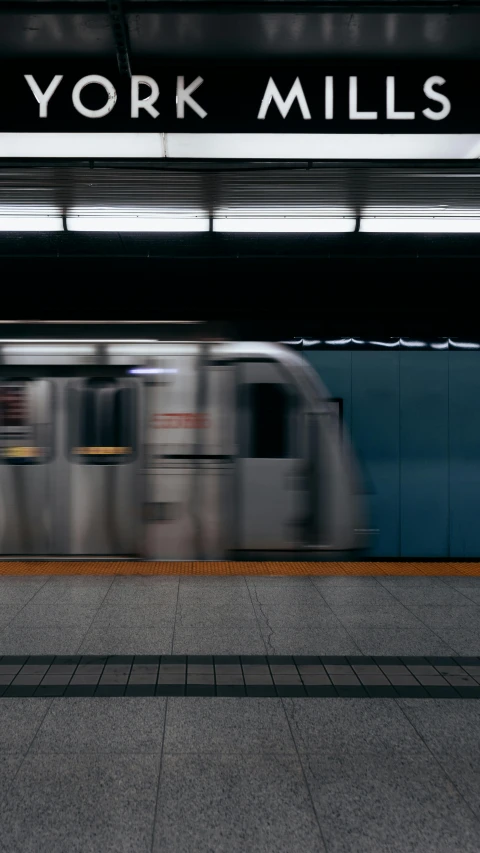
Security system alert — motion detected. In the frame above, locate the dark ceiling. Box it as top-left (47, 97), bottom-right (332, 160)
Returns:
top-left (1, 0), bottom-right (480, 61)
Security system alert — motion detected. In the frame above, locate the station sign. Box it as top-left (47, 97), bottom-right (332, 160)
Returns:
top-left (1, 62), bottom-right (480, 158)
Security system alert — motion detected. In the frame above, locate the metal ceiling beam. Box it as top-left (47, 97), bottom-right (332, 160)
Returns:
top-left (107, 0), bottom-right (131, 76)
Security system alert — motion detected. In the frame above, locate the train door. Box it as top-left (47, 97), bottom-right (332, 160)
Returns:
top-left (65, 377), bottom-right (140, 555)
top-left (142, 351), bottom-right (236, 559)
top-left (0, 379), bottom-right (54, 554)
top-left (236, 361), bottom-right (308, 551)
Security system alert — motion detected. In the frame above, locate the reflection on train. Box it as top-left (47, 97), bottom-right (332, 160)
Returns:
top-left (0, 342), bottom-right (367, 559)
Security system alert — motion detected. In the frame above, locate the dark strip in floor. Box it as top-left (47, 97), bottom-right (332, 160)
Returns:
top-left (1, 655), bottom-right (480, 697)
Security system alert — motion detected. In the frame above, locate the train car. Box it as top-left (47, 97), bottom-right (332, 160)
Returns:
top-left (0, 340), bottom-right (367, 559)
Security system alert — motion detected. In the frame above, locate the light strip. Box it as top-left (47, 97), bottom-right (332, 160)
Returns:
top-left (361, 218), bottom-right (480, 233)
top-left (0, 133), bottom-right (164, 158)
top-left (0, 339), bottom-right (160, 344)
top-left (66, 216), bottom-right (209, 233)
top-left (2, 345), bottom-right (96, 355)
top-left (128, 367), bottom-right (178, 375)
top-left (3, 133), bottom-right (480, 159)
top-left (213, 217), bottom-right (355, 233)
top-left (0, 217), bottom-right (62, 231)
top-left (1, 321), bottom-right (203, 324)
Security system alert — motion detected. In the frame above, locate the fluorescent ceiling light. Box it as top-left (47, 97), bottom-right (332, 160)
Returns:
top-left (3, 345), bottom-right (96, 355)
top-left (66, 217), bottom-right (209, 233)
top-left (0, 339), bottom-right (160, 344)
top-left (213, 217), bottom-right (355, 233)
top-left (361, 218), bottom-right (480, 233)
top-left (0, 217), bottom-right (62, 231)
top-left (2, 321), bottom-right (203, 324)
top-left (128, 367), bottom-right (178, 375)
top-left (3, 132), bottom-right (480, 160)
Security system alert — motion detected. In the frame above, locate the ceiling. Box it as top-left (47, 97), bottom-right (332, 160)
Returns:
top-left (1, 0), bottom-right (480, 60)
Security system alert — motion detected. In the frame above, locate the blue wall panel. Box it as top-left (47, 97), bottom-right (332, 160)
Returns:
top-left (449, 353), bottom-right (480, 557)
top-left (400, 352), bottom-right (449, 557)
top-left (305, 349), bottom-right (480, 558)
top-left (351, 352), bottom-right (400, 557)
top-left (303, 351), bottom-right (352, 433)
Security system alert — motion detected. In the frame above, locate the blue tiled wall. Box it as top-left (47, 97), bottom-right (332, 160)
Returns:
top-left (304, 350), bottom-right (480, 558)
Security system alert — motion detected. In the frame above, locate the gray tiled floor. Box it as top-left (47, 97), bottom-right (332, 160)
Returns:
top-left (0, 574), bottom-right (480, 851)
top-left (0, 696), bottom-right (480, 852)
top-left (1, 572), bottom-right (479, 655)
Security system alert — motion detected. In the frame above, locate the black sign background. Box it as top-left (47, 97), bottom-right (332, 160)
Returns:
top-left (0, 61), bottom-right (479, 133)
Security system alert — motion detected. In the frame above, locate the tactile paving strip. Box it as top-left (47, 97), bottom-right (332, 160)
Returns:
top-left (0, 561), bottom-right (480, 575)
top-left (2, 655), bottom-right (480, 697)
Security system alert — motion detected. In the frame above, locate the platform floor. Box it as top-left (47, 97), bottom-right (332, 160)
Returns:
top-left (1, 573), bottom-right (480, 851)
top-left (1, 560), bottom-right (480, 575)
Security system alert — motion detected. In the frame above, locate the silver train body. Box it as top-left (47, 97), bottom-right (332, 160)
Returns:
top-left (0, 341), bottom-right (367, 559)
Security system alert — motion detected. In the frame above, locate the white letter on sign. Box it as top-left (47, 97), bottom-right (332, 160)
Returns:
top-left (349, 77), bottom-right (377, 120)
top-left (72, 75), bottom-right (117, 118)
top-left (258, 77), bottom-right (311, 119)
top-left (386, 76), bottom-right (415, 119)
top-left (24, 75), bottom-right (63, 117)
top-left (131, 75), bottom-right (160, 118)
top-left (422, 76), bottom-right (451, 121)
top-left (176, 76), bottom-right (207, 118)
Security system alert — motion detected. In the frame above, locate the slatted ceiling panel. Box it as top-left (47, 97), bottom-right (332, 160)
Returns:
top-left (1, 165), bottom-right (480, 218)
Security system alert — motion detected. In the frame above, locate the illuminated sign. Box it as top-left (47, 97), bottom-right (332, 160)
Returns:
top-left (1, 62), bottom-right (480, 159)
top-left (0, 65), bottom-right (460, 129)
top-left (151, 414), bottom-right (210, 429)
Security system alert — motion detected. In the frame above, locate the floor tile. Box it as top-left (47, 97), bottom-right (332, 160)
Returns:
top-left (31, 697), bottom-right (167, 754)
top-left (103, 577), bottom-right (179, 608)
top-left (0, 699), bottom-right (53, 754)
top-left (153, 753), bottom-right (325, 853)
top-left (397, 698), bottom-right (480, 817)
top-left (0, 578), bottom-right (50, 609)
top-left (0, 754), bottom-right (24, 804)
top-left (441, 577), bottom-right (480, 603)
top-left (0, 605), bottom-right (26, 629)
top-left (377, 577), bottom-right (473, 606)
top-left (282, 697), bottom-right (421, 754)
top-left (251, 597), bottom-right (332, 628)
top-left (0, 753), bottom-right (160, 853)
top-left (312, 584), bottom-right (397, 607)
top-left (257, 621), bottom-right (361, 656)
top-left (8, 603), bottom-right (99, 628)
top-left (175, 598), bottom-right (257, 625)
top-left (172, 621), bottom-right (266, 655)
top-left (0, 625), bottom-right (89, 655)
top-left (407, 606), bottom-right (480, 653)
top-left (180, 576), bottom-right (248, 588)
top-left (28, 576), bottom-right (114, 608)
top-left (302, 747), bottom-right (480, 853)
top-left (346, 625), bottom-right (456, 656)
top-left (310, 577), bottom-right (382, 592)
top-left (246, 576), bottom-right (318, 593)
top-left (164, 697), bottom-right (295, 754)
top-left (333, 605), bottom-right (423, 629)
top-left (78, 622), bottom-right (175, 655)
top-left (90, 604), bottom-right (177, 628)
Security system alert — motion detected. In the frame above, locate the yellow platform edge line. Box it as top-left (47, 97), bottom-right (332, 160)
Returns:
top-left (0, 561), bottom-right (480, 576)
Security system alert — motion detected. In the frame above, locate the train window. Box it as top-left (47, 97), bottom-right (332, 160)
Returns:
top-left (248, 383), bottom-right (291, 459)
top-left (67, 378), bottom-right (137, 465)
top-left (0, 379), bottom-right (54, 465)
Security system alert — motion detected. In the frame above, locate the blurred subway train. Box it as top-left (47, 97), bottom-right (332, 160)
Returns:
top-left (0, 340), bottom-right (367, 559)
